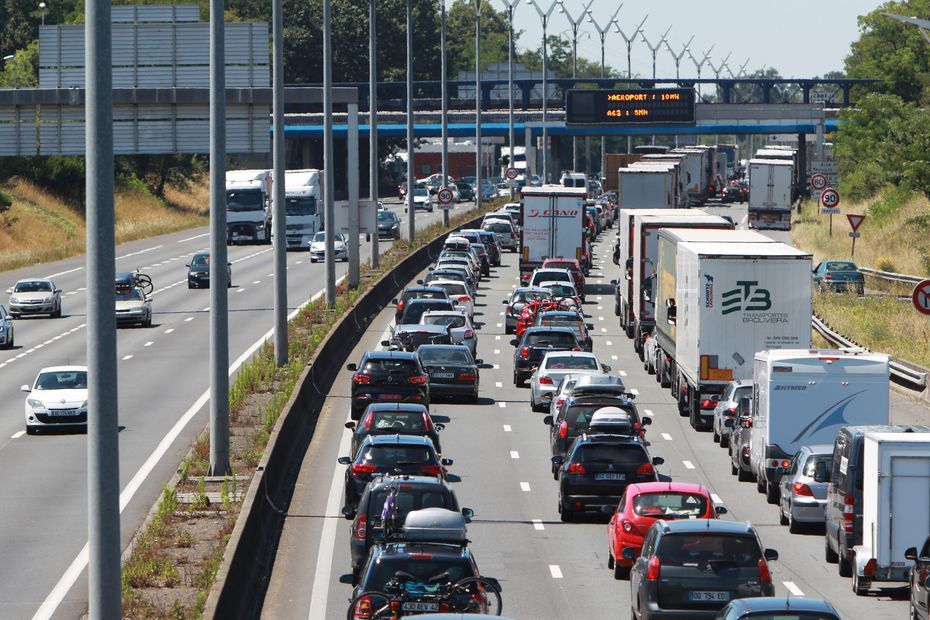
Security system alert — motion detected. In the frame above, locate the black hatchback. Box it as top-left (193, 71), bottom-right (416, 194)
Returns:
top-left (393, 286), bottom-right (449, 323)
top-left (417, 344), bottom-right (481, 403)
top-left (347, 351), bottom-right (430, 420)
top-left (513, 327), bottom-right (580, 387)
top-left (345, 403), bottom-right (443, 457)
top-left (186, 251), bottom-right (231, 289)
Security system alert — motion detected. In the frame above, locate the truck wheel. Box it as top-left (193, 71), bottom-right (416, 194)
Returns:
top-left (766, 481), bottom-right (780, 504)
top-left (757, 477), bottom-right (766, 494)
top-left (852, 570), bottom-right (868, 595)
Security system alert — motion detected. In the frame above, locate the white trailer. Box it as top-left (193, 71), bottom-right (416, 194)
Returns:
top-left (853, 431), bottom-right (930, 594)
top-left (750, 349), bottom-right (890, 503)
top-left (618, 166), bottom-right (677, 211)
top-left (748, 159), bottom-right (794, 231)
top-left (226, 169), bottom-right (272, 244)
top-left (653, 240), bottom-right (812, 429)
top-left (672, 147), bottom-right (712, 205)
top-left (519, 186), bottom-right (587, 278)
top-left (640, 154), bottom-right (690, 208)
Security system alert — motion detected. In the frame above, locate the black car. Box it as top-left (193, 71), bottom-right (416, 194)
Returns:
top-left (512, 327), bottom-right (580, 387)
top-left (338, 434), bottom-right (451, 506)
top-left (534, 310), bottom-right (593, 352)
top-left (627, 519), bottom-right (777, 620)
top-left (728, 405), bottom-right (754, 482)
top-left (399, 298), bottom-right (456, 326)
top-left (385, 324), bottom-right (453, 352)
top-left (716, 596), bottom-right (841, 620)
top-left (421, 268), bottom-right (476, 295)
top-left (907, 536), bottom-right (930, 620)
top-left (393, 286), bottom-right (449, 323)
top-left (377, 210), bottom-right (401, 239)
top-left (554, 434), bottom-right (662, 522)
top-left (417, 345), bottom-right (481, 402)
top-left (346, 351), bottom-right (430, 420)
top-left (341, 474), bottom-right (468, 572)
top-left (456, 181), bottom-right (475, 201)
top-left (186, 251), bottom-right (232, 289)
top-left (345, 403), bottom-right (443, 457)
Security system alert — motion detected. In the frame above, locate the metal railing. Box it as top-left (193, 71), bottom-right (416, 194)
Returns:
top-left (812, 315), bottom-right (928, 390)
top-left (859, 266), bottom-right (925, 285)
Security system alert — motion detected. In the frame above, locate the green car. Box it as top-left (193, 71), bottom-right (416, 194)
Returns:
top-left (812, 260), bottom-right (864, 294)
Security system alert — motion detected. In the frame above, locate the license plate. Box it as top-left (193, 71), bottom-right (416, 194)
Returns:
top-left (595, 473), bottom-right (625, 481)
top-left (688, 591), bottom-right (730, 602)
top-left (47, 409), bottom-right (79, 417)
top-left (379, 394), bottom-right (403, 400)
top-left (402, 602), bottom-right (440, 612)
top-left (432, 372), bottom-right (454, 379)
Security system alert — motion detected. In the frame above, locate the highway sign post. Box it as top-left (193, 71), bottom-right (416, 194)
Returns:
top-left (505, 167), bottom-right (519, 181)
top-left (437, 187), bottom-right (455, 209)
top-left (820, 187), bottom-right (841, 236)
top-left (913, 279), bottom-right (930, 316)
top-left (810, 173), bottom-right (827, 192)
top-left (846, 213), bottom-right (866, 257)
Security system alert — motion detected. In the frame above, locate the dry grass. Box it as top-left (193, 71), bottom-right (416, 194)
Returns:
top-left (0, 177), bottom-right (208, 272)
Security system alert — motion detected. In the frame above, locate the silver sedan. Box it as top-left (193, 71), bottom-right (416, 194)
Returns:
top-left (778, 444), bottom-right (832, 533)
top-left (529, 351), bottom-right (609, 413)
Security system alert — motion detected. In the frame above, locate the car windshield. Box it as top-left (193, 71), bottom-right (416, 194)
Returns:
top-left (226, 189), bottom-right (264, 212)
top-left (419, 348), bottom-right (472, 364)
top-left (414, 189), bottom-right (429, 198)
top-left (422, 315), bottom-right (466, 329)
top-left (116, 289), bottom-right (144, 302)
top-left (512, 291), bottom-right (546, 304)
top-left (632, 492), bottom-right (708, 519)
top-left (363, 359), bottom-right (419, 374)
top-left (525, 332), bottom-right (577, 347)
top-left (365, 556), bottom-right (474, 591)
top-left (825, 261), bottom-right (857, 272)
top-left (191, 254), bottom-right (210, 267)
top-left (14, 281), bottom-right (52, 293)
top-left (378, 211), bottom-right (397, 222)
top-left (368, 413), bottom-right (427, 433)
top-left (657, 534), bottom-right (761, 568)
top-left (575, 443), bottom-right (647, 465)
top-left (802, 455), bottom-right (832, 479)
top-left (368, 488), bottom-right (453, 527)
top-left (484, 222), bottom-right (511, 233)
top-left (544, 355), bottom-right (597, 370)
top-left (35, 370), bottom-right (87, 390)
top-left (358, 445), bottom-right (435, 466)
top-left (285, 196), bottom-right (316, 216)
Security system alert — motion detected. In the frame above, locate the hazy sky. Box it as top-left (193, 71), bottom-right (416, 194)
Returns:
top-left (507, 1), bottom-right (885, 79)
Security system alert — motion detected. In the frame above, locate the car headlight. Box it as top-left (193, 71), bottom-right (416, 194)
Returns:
top-left (44, 297), bottom-right (53, 303)
top-left (81, 400), bottom-right (88, 409)
top-left (391, 223), bottom-right (399, 229)
top-left (10, 297), bottom-right (18, 303)
top-left (27, 399), bottom-right (46, 410)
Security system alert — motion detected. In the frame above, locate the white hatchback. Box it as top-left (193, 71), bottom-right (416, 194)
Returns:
top-left (22, 366), bottom-right (89, 434)
top-left (529, 351), bottom-right (609, 412)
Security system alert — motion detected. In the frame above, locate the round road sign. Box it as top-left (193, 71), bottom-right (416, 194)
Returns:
top-left (505, 167), bottom-right (519, 181)
top-left (810, 173), bottom-right (828, 191)
top-left (820, 187), bottom-right (840, 209)
top-left (913, 279), bottom-right (930, 316)
top-left (437, 187), bottom-right (454, 205)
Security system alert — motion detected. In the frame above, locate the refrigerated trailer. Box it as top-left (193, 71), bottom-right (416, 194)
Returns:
top-left (618, 166), bottom-right (678, 211)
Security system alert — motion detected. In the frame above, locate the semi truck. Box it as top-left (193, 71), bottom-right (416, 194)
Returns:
top-left (519, 186), bottom-right (587, 280)
top-left (226, 170), bottom-right (272, 244)
top-left (282, 169), bottom-right (323, 250)
top-left (756, 147), bottom-right (799, 199)
top-left (749, 349), bottom-right (890, 503)
top-left (673, 147), bottom-right (713, 205)
top-left (618, 166), bottom-right (678, 211)
top-left (653, 238), bottom-right (812, 429)
top-left (748, 158), bottom-right (794, 231)
top-left (717, 144), bottom-right (740, 178)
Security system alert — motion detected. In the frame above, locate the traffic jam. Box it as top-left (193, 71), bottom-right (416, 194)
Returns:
top-left (335, 147), bottom-right (921, 620)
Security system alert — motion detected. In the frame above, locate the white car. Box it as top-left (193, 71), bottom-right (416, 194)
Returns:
top-left (529, 351), bottom-right (610, 412)
top-left (420, 310), bottom-right (477, 357)
top-left (22, 366), bottom-right (88, 434)
top-left (412, 188), bottom-right (434, 211)
top-left (115, 286), bottom-right (153, 328)
top-left (527, 268), bottom-right (574, 289)
top-left (309, 232), bottom-right (348, 262)
top-left (428, 280), bottom-right (475, 319)
top-left (7, 278), bottom-right (62, 318)
top-left (482, 219), bottom-right (518, 252)
top-left (548, 373), bottom-right (586, 417)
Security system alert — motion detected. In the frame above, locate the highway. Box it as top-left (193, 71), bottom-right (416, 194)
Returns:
top-left (0, 198), bottom-right (471, 620)
top-left (260, 202), bottom-right (921, 620)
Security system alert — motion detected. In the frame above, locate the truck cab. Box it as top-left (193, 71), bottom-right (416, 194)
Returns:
top-left (226, 169), bottom-right (272, 244)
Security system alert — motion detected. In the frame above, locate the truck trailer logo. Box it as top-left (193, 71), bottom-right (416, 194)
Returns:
top-left (721, 280), bottom-right (772, 315)
top-left (703, 275), bottom-right (714, 308)
top-left (527, 209), bottom-right (579, 219)
top-left (791, 391), bottom-right (866, 443)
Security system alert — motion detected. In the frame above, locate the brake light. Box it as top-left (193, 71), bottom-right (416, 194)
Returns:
top-left (824, 274), bottom-right (833, 280)
top-left (419, 464), bottom-right (444, 476)
top-left (558, 420), bottom-right (568, 439)
top-left (463, 329), bottom-right (475, 339)
top-left (353, 513), bottom-right (368, 540)
top-left (353, 595), bottom-right (374, 620)
top-left (422, 412), bottom-right (433, 432)
top-left (636, 463), bottom-right (655, 477)
top-left (351, 463), bottom-right (378, 475)
top-left (458, 371), bottom-right (477, 381)
top-left (519, 347), bottom-right (530, 360)
top-left (793, 482), bottom-right (814, 497)
top-left (680, 384), bottom-right (688, 394)
top-left (567, 462), bottom-right (586, 474)
top-left (724, 407), bottom-right (737, 416)
top-left (407, 553), bottom-right (433, 559)
top-left (646, 556), bottom-right (661, 581)
top-left (758, 558), bottom-right (772, 585)
top-left (458, 296), bottom-right (471, 304)
top-left (700, 399), bottom-right (717, 409)
top-left (818, 356), bottom-right (840, 361)
top-left (742, 445), bottom-right (750, 458)
top-left (539, 375), bottom-right (553, 385)
top-left (408, 375), bottom-right (428, 385)
top-left (360, 413), bottom-right (373, 432)
top-left (554, 398), bottom-right (565, 410)
top-left (353, 374), bottom-right (372, 385)
top-left (843, 494), bottom-right (855, 533)
top-left (863, 558), bottom-right (877, 577)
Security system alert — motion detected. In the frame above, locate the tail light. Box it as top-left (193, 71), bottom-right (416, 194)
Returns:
top-left (458, 296), bottom-right (471, 304)
top-left (353, 374), bottom-right (372, 385)
top-left (621, 519), bottom-right (638, 534)
top-left (636, 463), bottom-right (656, 477)
top-left (554, 397), bottom-right (565, 410)
top-left (758, 558), bottom-right (772, 585)
top-left (353, 595), bottom-right (374, 620)
top-left (863, 558), bottom-right (877, 577)
top-left (353, 513), bottom-right (368, 540)
top-left (646, 556), bottom-right (661, 581)
top-left (396, 299), bottom-right (405, 313)
top-left (360, 413), bottom-right (373, 432)
top-left (824, 274), bottom-right (833, 280)
top-left (700, 398), bottom-right (717, 409)
top-left (558, 420), bottom-right (569, 439)
top-left (742, 446), bottom-right (750, 458)
top-left (351, 463), bottom-right (378, 475)
top-left (843, 494), bottom-right (855, 533)
top-left (793, 482), bottom-right (814, 497)
top-left (724, 407), bottom-right (738, 416)
top-left (769, 459), bottom-right (791, 469)
top-left (422, 412), bottom-right (434, 432)
top-left (539, 375), bottom-right (553, 385)
top-left (458, 371), bottom-right (477, 381)
top-left (519, 347), bottom-right (530, 360)
top-left (419, 464), bottom-right (443, 476)
top-left (463, 329), bottom-right (475, 339)
top-left (408, 375), bottom-right (428, 385)
top-left (680, 384), bottom-right (688, 394)
top-left (567, 462), bottom-right (586, 474)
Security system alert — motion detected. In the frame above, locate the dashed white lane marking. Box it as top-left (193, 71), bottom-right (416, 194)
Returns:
top-left (611, 355), bottom-right (618, 360)
top-left (606, 340), bottom-right (612, 346)
top-left (184, 317), bottom-right (194, 322)
top-left (252, 280), bottom-right (261, 285)
top-left (496, 323), bottom-right (502, 328)
top-left (629, 388), bottom-right (639, 395)
top-left (122, 355), bottom-right (133, 361)
top-left (683, 460), bottom-right (695, 470)
top-left (549, 565), bottom-right (563, 579)
top-left (600, 328), bottom-right (607, 333)
top-left (202, 306), bottom-right (210, 312)
top-left (77, 287), bottom-right (86, 292)
top-left (491, 364), bottom-right (500, 370)
top-left (510, 451), bottom-right (520, 459)
top-left (11, 431), bottom-right (25, 439)
top-left (116, 244), bottom-right (163, 260)
top-left (711, 493), bottom-right (723, 504)
top-left (177, 232), bottom-right (209, 243)
top-left (498, 402), bottom-right (507, 408)
top-left (143, 341), bottom-right (154, 347)
top-left (503, 425), bottom-right (512, 432)
top-left (596, 296), bottom-right (602, 301)
top-left (236, 288), bottom-right (246, 293)
top-left (645, 409), bottom-right (653, 416)
top-left (661, 433), bottom-right (673, 441)
top-left (493, 349), bottom-right (500, 355)
top-left (267, 273), bottom-right (274, 277)
top-left (598, 316), bottom-right (604, 321)
top-left (520, 482), bottom-right (531, 492)
top-left (597, 306), bottom-right (603, 310)
top-left (499, 311), bottom-right (505, 316)
top-left (495, 382), bottom-right (503, 388)
top-left (619, 370), bottom-right (627, 377)
top-left (783, 581), bottom-right (804, 596)
top-left (295, 260), bottom-right (303, 265)
top-left (532, 519), bottom-right (545, 531)
top-left (164, 329), bottom-right (174, 334)
top-left (495, 336), bottom-right (501, 342)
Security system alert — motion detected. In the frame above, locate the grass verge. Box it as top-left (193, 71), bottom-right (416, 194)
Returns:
top-left (121, 198), bottom-right (506, 618)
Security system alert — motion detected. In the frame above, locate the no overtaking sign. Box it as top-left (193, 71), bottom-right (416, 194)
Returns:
top-left (914, 279), bottom-right (930, 316)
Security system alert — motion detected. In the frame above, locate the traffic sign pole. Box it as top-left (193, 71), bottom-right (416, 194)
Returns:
top-left (846, 214), bottom-right (866, 258)
top-left (820, 188), bottom-right (840, 237)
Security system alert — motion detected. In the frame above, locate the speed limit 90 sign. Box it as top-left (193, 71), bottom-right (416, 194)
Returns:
top-left (820, 188), bottom-right (840, 208)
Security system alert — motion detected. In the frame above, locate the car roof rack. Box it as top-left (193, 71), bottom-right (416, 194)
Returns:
top-left (390, 508), bottom-right (469, 546)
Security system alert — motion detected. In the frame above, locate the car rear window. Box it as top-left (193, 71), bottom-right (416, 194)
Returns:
top-left (546, 261), bottom-right (576, 272)
top-left (541, 284), bottom-right (577, 297)
top-left (368, 413), bottom-right (427, 433)
top-left (632, 493), bottom-right (708, 518)
top-left (802, 455), bottom-right (832, 479)
top-left (433, 282), bottom-right (467, 297)
top-left (404, 290), bottom-right (446, 303)
top-left (358, 445), bottom-right (435, 466)
top-left (576, 443), bottom-right (647, 465)
top-left (404, 302), bottom-right (452, 323)
top-left (532, 272), bottom-right (571, 285)
top-left (484, 222), bottom-right (512, 234)
top-left (525, 332), bottom-right (577, 347)
top-left (544, 355), bottom-right (597, 370)
top-left (368, 488), bottom-right (454, 526)
top-left (419, 348), bottom-right (472, 364)
top-left (512, 291), bottom-right (546, 304)
top-left (422, 314), bottom-right (466, 328)
top-left (657, 534), bottom-right (761, 568)
top-left (364, 556), bottom-right (474, 591)
top-left (363, 359), bottom-right (420, 374)
top-left (541, 320), bottom-right (583, 337)
top-left (825, 262), bottom-right (857, 272)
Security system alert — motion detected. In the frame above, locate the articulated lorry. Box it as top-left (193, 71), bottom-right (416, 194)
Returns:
top-left (282, 169), bottom-right (323, 249)
top-left (226, 170), bottom-right (272, 244)
top-left (519, 186), bottom-right (587, 280)
top-left (748, 158), bottom-right (794, 231)
top-left (653, 238), bottom-right (812, 429)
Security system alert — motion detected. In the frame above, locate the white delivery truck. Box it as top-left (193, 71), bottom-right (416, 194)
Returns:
top-left (852, 431), bottom-right (930, 595)
top-left (282, 169), bottom-right (323, 249)
top-left (226, 169), bottom-right (272, 244)
top-left (629, 161), bottom-right (684, 210)
top-left (756, 147), bottom-right (799, 198)
top-left (618, 166), bottom-right (676, 211)
top-left (519, 186), bottom-right (587, 280)
top-left (653, 239), bottom-right (812, 430)
top-left (748, 159), bottom-right (794, 231)
top-left (750, 349), bottom-right (890, 503)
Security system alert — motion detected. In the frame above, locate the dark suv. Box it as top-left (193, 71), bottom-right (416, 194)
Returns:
top-left (553, 434), bottom-right (662, 522)
top-left (346, 351), bottom-right (430, 420)
top-left (345, 403), bottom-right (443, 456)
top-left (626, 520), bottom-right (777, 620)
top-left (513, 327), bottom-right (580, 387)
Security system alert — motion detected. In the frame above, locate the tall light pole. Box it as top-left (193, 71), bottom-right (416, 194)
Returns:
top-left (734, 57), bottom-right (750, 78)
top-left (558, 0), bottom-right (593, 173)
top-left (272, 0), bottom-right (287, 366)
top-left (586, 3), bottom-right (623, 181)
top-left (475, 0), bottom-right (484, 209)
top-left (665, 35), bottom-right (693, 80)
top-left (440, 0), bottom-right (449, 226)
top-left (39, 1), bottom-right (47, 26)
top-left (501, 0), bottom-right (519, 199)
top-left (687, 45), bottom-right (714, 100)
top-left (526, 0), bottom-right (559, 183)
top-left (369, 0), bottom-right (379, 268)
top-left (406, 0), bottom-right (415, 241)
top-left (614, 13), bottom-right (647, 153)
top-left (641, 25), bottom-right (671, 80)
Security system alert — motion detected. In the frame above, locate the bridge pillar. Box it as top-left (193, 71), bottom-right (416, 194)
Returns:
top-left (798, 132), bottom-right (808, 205)
top-left (480, 84), bottom-right (494, 113)
top-left (520, 83), bottom-right (532, 112)
top-left (302, 140), bottom-right (312, 168)
top-left (762, 82), bottom-right (773, 104)
top-left (721, 82), bottom-right (733, 104)
top-left (843, 83), bottom-right (852, 106)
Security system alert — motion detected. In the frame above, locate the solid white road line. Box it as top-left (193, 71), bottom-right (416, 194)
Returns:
top-left (520, 482), bottom-right (531, 492)
top-left (503, 425), bottom-right (512, 432)
top-left (661, 433), bottom-right (672, 441)
top-left (510, 451), bottom-right (520, 459)
top-left (10, 431), bottom-right (25, 440)
top-left (116, 245), bottom-right (163, 260)
top-left (122, 355), bottom-right (133, 361)
top-left (164, 329), bottom-right (174, 334)
top-left (783, 581), bottom-right (804, 596)
top-left (644, 409), bottom-right (653, 416)
top-left (532, 519), bottom-right (545, 531)
top-left (44, 266), bottom-right (84, 279)
top-left (683, 460), bottom-right (695, 469)
top-left (549, 565), bottom-right (563, 579)
top-left (711, 493), bottom-right (723, 504)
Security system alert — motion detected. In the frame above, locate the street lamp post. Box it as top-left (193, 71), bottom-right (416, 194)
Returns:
top-left (406, 0), bottom-right (415, 241)
top-left (3, 54), bottom-right (16, 88)
top-left (474, 0), bottom-right (484, 210)
top-left (440, 0), bottom-right (449, 227)
top-left (526, 0), bottom-right (559, 184)
top-left (558, 0), bottom-right (593, 173)
top-left (585, 3), bottom-right (623, 182)
top-left (39, 2), bottom-right (47, 26)
top-left (369, 0), bottom-right (379, 268)
top-left (664, 35), bottom-right (693, 80)
top-left (641, 25), bottom-right (671, 80)
top-left (501, 0), bottom-right (519, 199)
top-left (614, 13), bottom-right (647, 153)
top-left (687, 45), bottom-right (714, 100)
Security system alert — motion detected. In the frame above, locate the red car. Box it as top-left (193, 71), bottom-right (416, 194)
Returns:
top-left (606, 482), bottom-right (726, 579)
top-left (541, 258), bottom-right (586, 300)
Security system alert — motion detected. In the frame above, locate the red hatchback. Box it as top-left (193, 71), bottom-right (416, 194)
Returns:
top-left (542, 258), bottom-right (586, 299)
top-left (606, 482), bottom-right (726, 579)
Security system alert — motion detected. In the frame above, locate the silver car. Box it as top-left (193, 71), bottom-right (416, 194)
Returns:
top-left (420, 310), bottom-right (477, 357)
top-left (529, 351), bottom-right (609, 413)
top-left (0, 304), bottom-right (14, 349)
top-left (482, 219), bottom-right (518, 252)
top-left (115, 286), bottom-right (153, 328)
top-left (778, 444), bottom-right (832, 533)
top-left (713, 379), bottom-right (753, 448)
top-left (309, 232), bottom-right (348, 262)
top-left (7, 278), bottom-right (62, 318)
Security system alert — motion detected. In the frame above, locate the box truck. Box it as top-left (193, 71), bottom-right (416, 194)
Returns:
top-left (519, 186), bottom-right (587, 279)
top-left (852, 431), bottom-right (930, 594)
top-left (749, 349), bottom-right (890, 504)
top-left (226, 169), bottom-right (272, 244)
top-left (756, 147), bottom-right (799, 198)
top-left (282, 169), bottom-right (323, 249)
top-left (618, 166), bottom-right (678, 211)
top-left (748, 159), bottom-right (794, 231)
top-left (642, 153), bottom-right (695, 207)
top-left (653, 240), bottom-right (812, 429)
top-left (672, 147), bottom-right (712, 205)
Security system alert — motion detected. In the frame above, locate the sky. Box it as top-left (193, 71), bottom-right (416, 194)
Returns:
top-left (507, 0), bottom-right (885, 79)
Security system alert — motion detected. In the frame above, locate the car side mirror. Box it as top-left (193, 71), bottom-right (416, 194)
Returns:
top-left (621, 547), bottom-right (638, 561)
top-left (54, 288), bottom-right (62, 294)
top-left (652, 457), bottom-right (664, 466)
top-left (509, 339), bottom-right (518, 347)
top-left (441, 458), bottom-right (453, 466)
top-left (462, 507), bottom-right (475, 521)
top-left (764, 549), bottom-right (779, 562)
top-left (341, 505), bottom-right (356, 520)
top-left (476, 359), bottom-right (484, 365)
top-left (551, 455), bottom-right (564, 465)
top-left (715, 505), bottom-right (728, 515)
top-left (184, 264), bottom-right (191, 268)
top-left (380, 340), bottom-right (391, 347)
top-left (501, 299), bottom-right (509, 304)
top-left (586, 323), bottom-right (594, 330)
top-left (723, 418), bottom-right (735, 428)
top-left (21, 384), bottom-right (31, 392)
top-left (4, 289), bottom-right (11, 294)
top-left (641, 416), bottom-right (652, 426)
top-left (344, 421), bottom-right (356, 430)
top-left (602, 364), bottom-right (611, 372)
top-left (610, 279), bottom-right (617, 285)
top-left (337, 456), bottom-right (351, 465)
top-left (435, 423), bottom-right (445, 431)
top-left (227, 262), bottom-right (232, 266)
top-left (416, 280), bottom-right (424, 285)
top-left (543, 415), bottom-right (554, 426)
top-left (906, 547), bottom-right (918, 561)
top-left (346, 363), bottom-right (357, 371)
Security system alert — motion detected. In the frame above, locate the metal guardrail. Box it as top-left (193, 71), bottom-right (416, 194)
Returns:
top-left (859, 267), bottom-right (924, 285)
top-left (812, 315), bottom-right (928, 390)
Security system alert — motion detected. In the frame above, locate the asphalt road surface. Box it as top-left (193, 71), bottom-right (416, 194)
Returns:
top-left (0, 197), bottom-right (472, 620)
top-left (261, 201), bottom-right (922, 620)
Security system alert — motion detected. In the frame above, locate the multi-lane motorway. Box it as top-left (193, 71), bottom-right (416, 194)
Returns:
top-left (260, 202), bottom-right (922, 619)
top-left (0, 199), bottom-right (466, 619)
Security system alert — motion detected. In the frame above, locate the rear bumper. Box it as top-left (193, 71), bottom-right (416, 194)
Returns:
top-left (790, 498), bottom-right (827, 523)
top-left (429, 381), bottom-right (478, 397)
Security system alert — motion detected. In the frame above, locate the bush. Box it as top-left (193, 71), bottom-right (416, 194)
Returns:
top-left (875, 256), bottom-right (896, 272)
top-left (868, 185), bottom-right (913, 224)
top-left (0, 190), bottom-right (11, 213)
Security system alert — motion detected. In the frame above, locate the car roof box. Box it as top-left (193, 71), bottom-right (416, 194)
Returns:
top-left (401, 508), bottom-right (468, 545)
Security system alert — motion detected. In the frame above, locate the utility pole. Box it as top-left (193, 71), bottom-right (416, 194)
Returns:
top-left (86, 0), bottom-right (121, 614)
top-left (502, 0), bottom-right (519, 199)
top-left (406, 0), bottom-right (415, 241)
top-left (559, 0), bottom-right (593, 173)
top-left (614, 13), bottom-right (647, 153)
top-left (369, 0), bottom-right (379, 268)
top-left (441, 0), bottom-right (450, 226)
top-left (526, 0), bottom-right (560, 183)
top-left (475, 0), bottom-right (484, 209)
top-left (272, 0), bottom-right (287, 367)
top-left (323, 0), bottom-right (336, 306)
